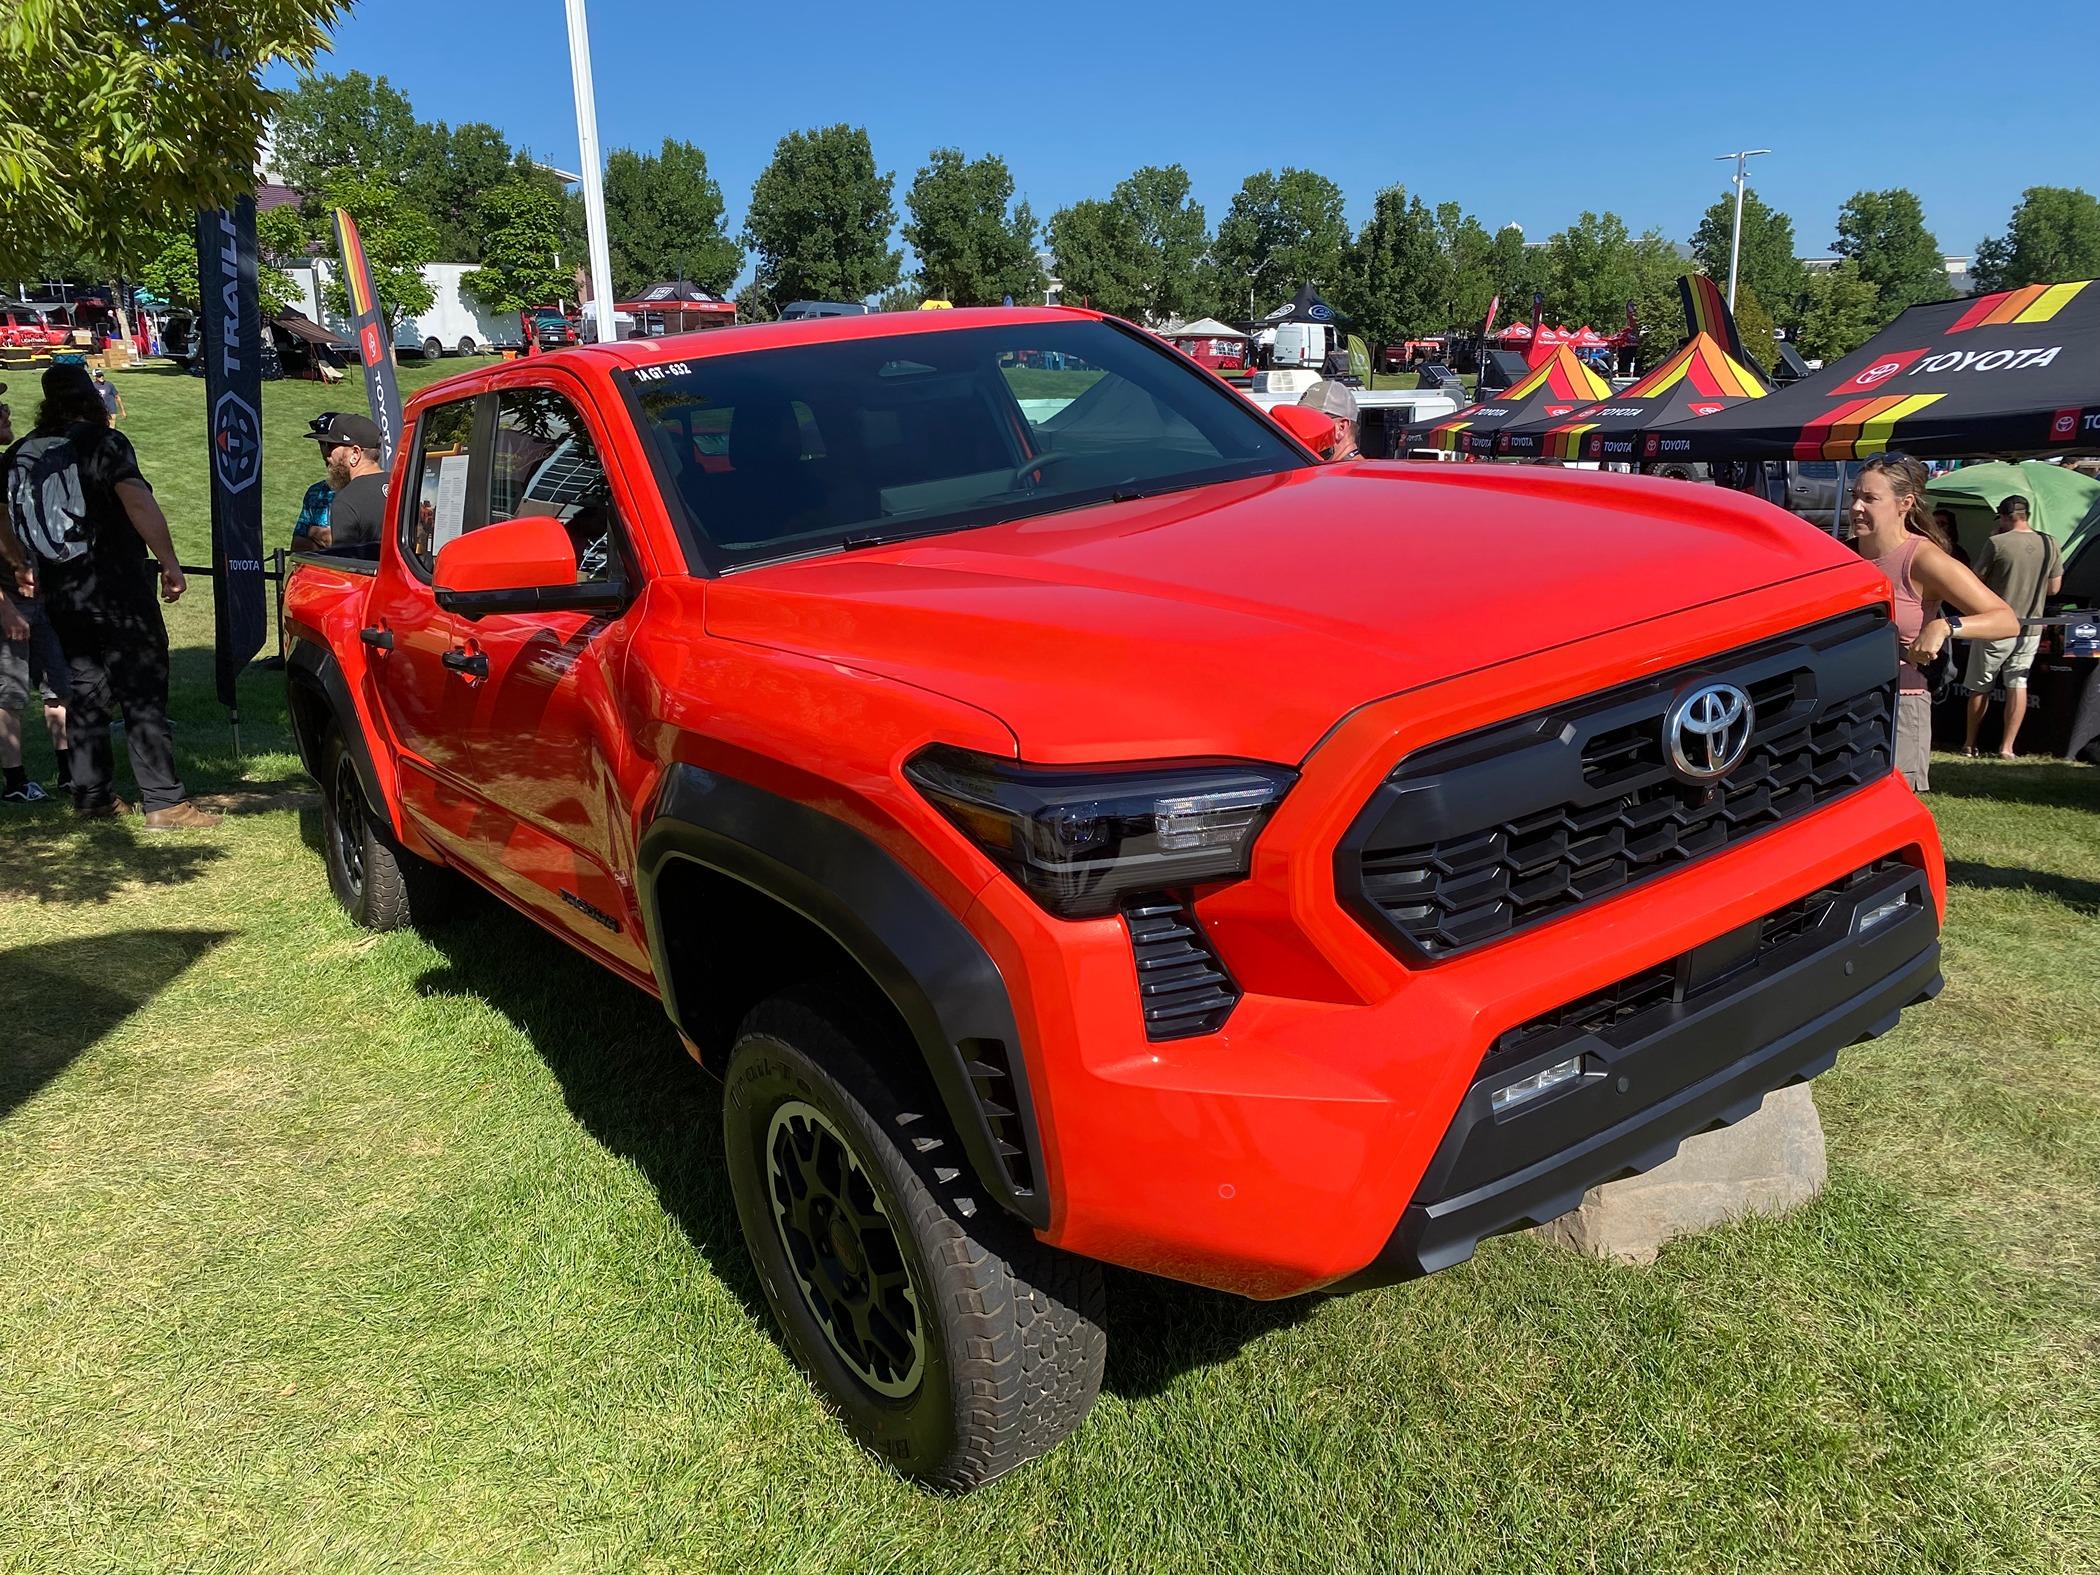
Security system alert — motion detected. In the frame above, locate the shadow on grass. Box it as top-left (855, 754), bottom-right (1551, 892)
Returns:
top-left (1946, 858), bottom-right (2100, 918)
top-left (0, 815), bottom-right (226, 904)
top-left (0, 928), bottom-right (234, 1119)
top-left (405, 885), bottom-right (1307, 1398)
top-left (1929, 758), bottom-right (2099, 813)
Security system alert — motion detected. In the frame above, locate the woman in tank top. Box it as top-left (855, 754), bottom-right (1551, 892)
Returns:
top-left (1850, 454), bottom-right (2015, 791)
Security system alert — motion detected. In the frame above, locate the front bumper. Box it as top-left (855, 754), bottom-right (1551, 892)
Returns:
top-left (1331, 858), bottom-right (1939, 1290)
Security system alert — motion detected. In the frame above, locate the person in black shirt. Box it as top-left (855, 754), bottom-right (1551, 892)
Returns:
top-left (304, 412), bottom-right (387, 547)
top-left (16, 364), bottom-right (217, 827)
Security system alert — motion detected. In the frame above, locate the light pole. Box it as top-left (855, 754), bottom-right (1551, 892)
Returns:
top-left (564, 0), bottom-right (617, 344)
top-left (1714, 149), bottom-right (1771, 311)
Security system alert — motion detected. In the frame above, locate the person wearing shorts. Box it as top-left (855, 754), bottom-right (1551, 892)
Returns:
top-left (0, 586), bottom-right (71, 803)
top-left (1961, 495), bottom-right (2062, 759)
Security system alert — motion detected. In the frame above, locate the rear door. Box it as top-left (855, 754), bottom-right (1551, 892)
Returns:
top-left (445, 378), bottom-right (653, 971)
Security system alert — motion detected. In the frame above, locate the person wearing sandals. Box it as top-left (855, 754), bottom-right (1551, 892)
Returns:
top-left (1849, 454), bottom-right (2017, 791)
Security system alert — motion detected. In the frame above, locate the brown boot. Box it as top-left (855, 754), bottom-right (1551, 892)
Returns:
top-left (143, 800), bottom-right (222, 831)
top-left (76, 797), bottom-right (136, 820)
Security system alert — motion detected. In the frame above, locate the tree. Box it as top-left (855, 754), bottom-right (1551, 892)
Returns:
top-left (461, 182), bottom-right (571, 315)
top-left (1047, 199), bottom-right (1147, 320)
top-left (411, 122), bottom-right (524, 261)
top-left (314, 175), bottom-right (438, 330)
top-left (1795, 261), bottom-right (1882, 362)
top-left (1433, 203), bottom-right (1497, 330)
top-left (131, 208), bottom-right (305, 318)
top-left (601, 138), bottom-right (741, 298)
top-left (1542, 211), bottom-right (1650, 330)
top-left (1488, 224), bottom-right (1547, 324)
top-left (743, 124), bottom-right (900, 307)
top-left (1689, 187), bottom-right (1805, 329)
top-left (876, 282), bottom-right (923, 313)
top-left (0, 1), bottom-right (342, 274)
top-left (1210, 168), bottom-right (1347, 318)
top-left (901, 148), bottom-right (1040, 305)
top-left (1833, 189), bottom-right (1948, 313)
top-left (1341, 185), bottom-right (1445, 346)
top-left (1111, 164), bottom-right (1208, 323)
top-left (270, 70), bottom-right (425, 198)
top-left (1971, 186), bottom-right (2100, 294)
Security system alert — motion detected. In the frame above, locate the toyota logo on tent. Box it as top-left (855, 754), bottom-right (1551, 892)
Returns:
top-left (1665, 682), bottom-right (1753, 781)
top-left (212, 391), bottom-right (260, 495)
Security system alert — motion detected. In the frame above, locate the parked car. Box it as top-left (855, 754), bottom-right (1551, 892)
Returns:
top-left (284, 306), bottom-right (1944, 1490)
top-left (778, 300), bottom-right (873, 320)
top-left (1787, 459), bottom-right (1865, 529)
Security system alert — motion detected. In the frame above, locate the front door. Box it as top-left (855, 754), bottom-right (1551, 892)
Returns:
top-left (368, 392), bottom-right (484, 857)
top-left (446, 382), bottom-right (650, 971)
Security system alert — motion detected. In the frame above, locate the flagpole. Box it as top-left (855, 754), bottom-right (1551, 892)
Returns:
top-left (564, 0), bottom-right (618, 345)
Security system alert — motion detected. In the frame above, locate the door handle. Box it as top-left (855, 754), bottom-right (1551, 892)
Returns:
top-left (442, 647), bottom-right (489, 678)
top-left (358, 626), bottom-right (394, 650)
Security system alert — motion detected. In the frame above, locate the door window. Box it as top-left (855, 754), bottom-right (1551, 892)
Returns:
top-left (402, 397), bottom-right (479, 574)
top-left (489, 387), bottom-right (622, 583)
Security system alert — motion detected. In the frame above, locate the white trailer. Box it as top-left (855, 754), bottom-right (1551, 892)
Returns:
top-left (292, 260), bottom-right (518, 357)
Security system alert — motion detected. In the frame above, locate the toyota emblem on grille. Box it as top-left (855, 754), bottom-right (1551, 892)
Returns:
top-left (1665, 682), bottom-right (1754, 781)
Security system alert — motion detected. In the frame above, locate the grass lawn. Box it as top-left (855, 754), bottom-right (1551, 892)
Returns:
top-left (3, 361), bottom-right (2098, 1572)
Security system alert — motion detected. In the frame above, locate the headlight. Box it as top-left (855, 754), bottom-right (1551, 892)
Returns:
top-left (904, 745), bottom-right (1296, 919)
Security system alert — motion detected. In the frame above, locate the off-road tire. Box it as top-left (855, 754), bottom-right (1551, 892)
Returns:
top-left (319, 727), bottom-right (448, 931)
top-left (724, 983), bottom-right (1106, 1490)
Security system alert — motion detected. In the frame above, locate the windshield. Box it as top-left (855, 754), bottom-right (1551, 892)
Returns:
top-left (619, 318), bottom-right (1308, 572)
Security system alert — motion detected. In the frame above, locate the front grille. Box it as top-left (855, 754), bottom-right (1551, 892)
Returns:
top-left (1124, 894), bottom-right (1239, 1039)
top-left (1340, 609), bottom-right (1896, 959)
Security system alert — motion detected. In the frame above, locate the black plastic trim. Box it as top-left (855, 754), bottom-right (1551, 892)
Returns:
top-left (436, 578), bottom-right (630, 620)
top-left (636, 764), bottom-right (1049, 1229)
top-left (1330, 862), bottom-right (1942, 1291)
top-left (285, 633), bottom-right (386, 814)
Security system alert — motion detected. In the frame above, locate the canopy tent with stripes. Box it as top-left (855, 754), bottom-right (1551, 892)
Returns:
top-left (1406, 344), bottom-right (1613, 455)
top-left (1496, 331), bottom-right (1766, 462)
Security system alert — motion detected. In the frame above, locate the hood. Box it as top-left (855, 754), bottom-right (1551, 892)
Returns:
top-left (704, 464), bottom-right (1860, 763)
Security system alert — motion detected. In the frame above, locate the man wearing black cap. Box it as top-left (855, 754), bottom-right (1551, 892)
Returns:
top-left (7, 362), bottom-right (217, 828)
top-left (304, 412), bottom-right (387, 550)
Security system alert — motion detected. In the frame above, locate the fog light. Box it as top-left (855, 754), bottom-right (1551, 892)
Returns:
top-left (1857, 892), bottom-right (1913, 935)
top-left (1491, 1055), bottom-right (1584, 1115)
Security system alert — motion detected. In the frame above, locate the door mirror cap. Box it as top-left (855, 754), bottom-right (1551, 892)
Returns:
top-left (432, 514), bottom-right (627, 618)
top-left (1270, 403), bottom-right (1338, 454)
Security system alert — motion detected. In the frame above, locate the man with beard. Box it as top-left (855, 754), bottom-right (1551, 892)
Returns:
top-left (303, 412), bottom-right (387, 549)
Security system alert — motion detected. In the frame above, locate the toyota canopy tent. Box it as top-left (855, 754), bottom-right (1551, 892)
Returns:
top-left (1496, 332), bottom-right (1767, 461)
top-left (1407, 344), bottom-right (1613, 455)
top-left (1641, 279), bottom-right (2100, 460)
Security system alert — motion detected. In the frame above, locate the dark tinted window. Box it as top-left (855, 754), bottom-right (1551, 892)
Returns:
top-left (488, 387), bottom-right (621, 583)
top-left (622, 319), bottom-right (1305, 571)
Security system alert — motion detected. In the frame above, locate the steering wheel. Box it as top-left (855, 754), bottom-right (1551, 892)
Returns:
top-left (1006, 451), bottom-right (1079, 490)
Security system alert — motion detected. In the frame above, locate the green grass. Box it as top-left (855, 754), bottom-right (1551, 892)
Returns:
top-left (3, 365), bottom-right (2098, 1572)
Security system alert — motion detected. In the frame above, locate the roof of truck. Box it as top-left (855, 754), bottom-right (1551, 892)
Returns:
top-left (575, 305), bottom-right (1108, 376)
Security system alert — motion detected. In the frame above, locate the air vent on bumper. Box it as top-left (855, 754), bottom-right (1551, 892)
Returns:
top-left (1124, 894), bottom-right (1240, 1039)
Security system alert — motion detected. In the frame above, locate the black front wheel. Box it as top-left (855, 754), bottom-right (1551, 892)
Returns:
top-left (318, 728), bottom-right (447, 930)
top-left (723, 984), bottom-right (1105, 1490)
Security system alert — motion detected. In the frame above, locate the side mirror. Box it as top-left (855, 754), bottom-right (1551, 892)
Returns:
top-left (433, 514), bottom-right (627, 619)
top-left (1270, 403), bottom-right (1337, 454)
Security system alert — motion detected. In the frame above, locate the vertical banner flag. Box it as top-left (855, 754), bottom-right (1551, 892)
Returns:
top-left (1679, 272), bottom-right (1748, 368)
top-left (196, 196), bottom-right (266, 709)
top-left (1528, 291), bottom-right (1543, 342)
top-left (332, 208), bottom-right (403, 469)
top-left (1482, 293), bottom-right (1501, 338)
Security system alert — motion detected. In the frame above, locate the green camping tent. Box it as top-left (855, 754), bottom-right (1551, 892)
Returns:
top-left (1925, 461), bottom-right (2100, 593)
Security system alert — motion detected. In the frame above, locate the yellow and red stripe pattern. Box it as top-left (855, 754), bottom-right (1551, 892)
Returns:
top-left (1791, 393), bottom-right (1947, 459)
top-left (1620, 333), bottom-right (1764, 400)
top-left (333, 209), bottom-right (376, 319)
top-left (1501, 345), bottom-right (1612, 403)
top-left (1678, 272), bottom-right (1748, 363)
top-left (1948, 280), bottom-right (2088, 334)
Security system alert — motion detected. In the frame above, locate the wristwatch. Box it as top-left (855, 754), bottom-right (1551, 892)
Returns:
top-left (1943, 612), bottom-right (1964, 640)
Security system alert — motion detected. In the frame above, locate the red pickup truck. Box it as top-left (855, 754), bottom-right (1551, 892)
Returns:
top-left (285, 306), bottom-right (1944, 1489)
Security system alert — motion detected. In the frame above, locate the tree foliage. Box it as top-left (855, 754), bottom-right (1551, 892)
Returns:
top-left (1488, 224), bottom-right (1547, 325)
top-left (1971, 186), bottom-right (2100, 294)
top-left (1111, 165), bottom-right (1208, 324)
top-left (602, 138), bottom-right (741, 298)
top-left (1341, 185), bottom-right (1445, 344)
top-left (1795, 261), bottom-right (1883, 362)
top-left (1690, 187), bottom-right (1804, 329)
top-left (743, 124), bottom-right (900, 307)
top-left (1433, 203), bottom-right (1497, 330)
top-left (314, 175), bottom-right (438, 330)
top-left (132, 208), bottom-right (305, 318)
top-left (462, 182), bottom-right (571, 314)
top-left (1048, 199), bottom-right (1147, 320)
top-left (1833, 189), bottom-right (1948, 314)
top-left (270, 70), bottom-right (424, 197)
top-left (1211, 168), bottom-right (1347, 318)
top-left (0, 0), bottom-right (341, 274)
top-left (412, 122), bottom-right (524, 261)
top-left (901, 148), bottom-right (1040, 306)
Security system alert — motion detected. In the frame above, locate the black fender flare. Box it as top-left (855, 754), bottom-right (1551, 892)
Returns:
top-left (636, 763), bottom-right (1049, 1229)
top-left (285, 634), bottom-right (388, 817)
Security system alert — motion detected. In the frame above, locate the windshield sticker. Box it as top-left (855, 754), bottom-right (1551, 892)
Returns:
top-left (628, 361), bottom-right (694, 384)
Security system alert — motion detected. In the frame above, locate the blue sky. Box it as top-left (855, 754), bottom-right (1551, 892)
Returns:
top-left (271, 0), bottom-right (2093, 286)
